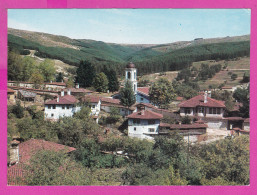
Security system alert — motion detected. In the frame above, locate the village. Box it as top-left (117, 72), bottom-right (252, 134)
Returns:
top-left (7, 60), bottom-right (250, 186)
top-left (5, 9), bottom-right (251, 186)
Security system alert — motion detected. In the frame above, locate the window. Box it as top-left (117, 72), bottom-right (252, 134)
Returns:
top-left (198, 107), bottom-right (204, 113)
top-left (217, 108), bottom-right (221, 114)
top-left (66, 105), bottom-right (70, 109)
top-left (209, 108), bottom-right (218, 114)
top-left (92, 105), bottom-right (95, 109)
top-left (148, 120), bottom-right (155, 125)
top-left (185, 108), bottom-right (191, 114)
top-left (62, 106), bottom-right (65, 109)
top-left (53, 105), bottom-right (56, 109)
top-left (141, 97), bottom-right (144, 101)
top-left (213, 108), bottom-right (217, 114)
top-left (51, 113), bottom-right (54, 117)
top-left (48, 105), bottom-right (51, 109)
top-left (134, 84), bottom-right (136, 91)
top-left (148, 128), bottom-right (155, 132)
top-left (127, 72), bottom-right (131, 79)
top-left (134, 127), bottom-right (136, 131)
top-left (133, 119), bottom-right (140, 124)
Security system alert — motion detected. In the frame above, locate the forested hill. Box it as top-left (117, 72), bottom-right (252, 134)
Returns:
top-left (8, 28), bottom-right (250, 75)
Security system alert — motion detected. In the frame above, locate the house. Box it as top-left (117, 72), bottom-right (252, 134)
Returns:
top-left (135, 103), bottom-right (180, 120)
top-left (243, 118), bottom-right (250, 131)
top-left (8, 81), bottom-right (34, 88)
top-left (44, 81), bottom-right (66, 91)
top-left (81, 95), bottom-right (101, 123)
top-left (63, 83), bottom-right (93, 97)
top-left (127, 110), bottom-right (163, 140)
top-left (44, 90), bottom-right (79, 120)
top-left (8, 88), bottom-right (16, 103)
top-left (101, 97), bottom-right (135, 116)
top-left (179, 92), bottom-right (227, 129)
top-left (8, 139), bottom-right (76, 186)
top-left (136, 87), bottom-right (151, 103)
top-left (17, 90), bottom-right (37, 102)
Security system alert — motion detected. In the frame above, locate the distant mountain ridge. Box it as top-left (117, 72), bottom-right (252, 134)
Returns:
top-left (8, 28), bottom-right (250, 75)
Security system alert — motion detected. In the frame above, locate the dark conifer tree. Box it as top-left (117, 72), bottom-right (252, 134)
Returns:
top-left (75, 60), bottom-right (96, 88)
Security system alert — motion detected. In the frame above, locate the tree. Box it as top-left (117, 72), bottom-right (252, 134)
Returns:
top-left (231, 73), bottom-right (238, 80)
top-left (29, 72), bottom-right (44, 89)
top-left (149, 78), bottom-right (176, 108)
top-left (8, 50), bottom-right (24, 81)
top-left (25, 150), bottom-right (91, 185)
top-left (66, 76), bottom-right (74, 88)
top-left (11, 101), bottom-right (24, 118)
top-left (242, 71), bottom-right (250, 83)
top-left (75, 60), bottom-right (96, 88)
top-left (120, 81), bottom-right (136, 111)
top-left (56, 72), bottom-right (64, 82)
top-left (107, 69), bottom-right (120, 92)
top-left (181, 116), bottom-right (191, 124)
top-left (38, 59), bottom-right (56, 82)
top-left (22, 56), bottom-right (37, 81)
top-left (233, 87), bottom-right (249, 118)
top-left (93, 72), bottom-right (109, 93)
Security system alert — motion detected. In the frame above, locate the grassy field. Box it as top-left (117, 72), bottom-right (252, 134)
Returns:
top-left (138, 71), bottom-right (179, 84)
top-left (192, 57), bottom-right (250, 89)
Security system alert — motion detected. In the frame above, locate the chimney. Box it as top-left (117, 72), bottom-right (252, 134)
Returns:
top-left (57, 96), bottom-right (60, 102)
top-left (50, 80), bottom-right (52, 83)
top-left (67, 89), bottom-right (71, 96)
top-left (75, 83), bottom-right (79, 89)
top-left (140, 110), bottom-right (145, 115)
top-left (61, 90), bottom-right (64, 96)
top-left (61, 80), bottom-right (63, 83)
top-left (204, 91), bottom-right (208, 103)
top-left (9, 140), bottom-right (20, 166)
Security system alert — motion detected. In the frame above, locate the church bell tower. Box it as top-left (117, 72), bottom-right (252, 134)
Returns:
top-left (125, 62), bottom-right (137, 95)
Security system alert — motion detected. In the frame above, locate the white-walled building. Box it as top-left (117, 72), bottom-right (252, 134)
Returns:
top-left (81, 95), bottom-right (101, 123)
top-left (179, 92), bottom-right (227, 129)
top-left (44, 90), bottom-right (79, 120)
top-left (127, 110), bottom-right (163, 140)
top-left (125, 62), bottom-right (137, 94)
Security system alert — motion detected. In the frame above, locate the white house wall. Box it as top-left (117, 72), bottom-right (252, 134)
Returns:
top-left (128, 119), bottom-right (160, 140)
top-left (45, 105), bottom-right (80, 120)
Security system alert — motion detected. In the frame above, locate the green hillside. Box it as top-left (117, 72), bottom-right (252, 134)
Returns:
top-left (8, 28), bottom-right (250, 76)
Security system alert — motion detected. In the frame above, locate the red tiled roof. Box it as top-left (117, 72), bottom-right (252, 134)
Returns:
top-left (82, 95), bottom-right (100, 103)
top-left (127, 110), bottom-right (163, 119)
top-left (137, 87), bottom-right (149, 96)
top-left (8, 88), bottom-right (15, 93)
top-left (101, 97), bottom-right (121, 104)
top-left (179, 95), bottom-right (226, 108)
top-left (7, 139), bottom-right (76, 186)
top-left (160, 123), bottom-right (208, 129)
top-left (45, 82), bottom-right (66, 86)
top-left (45, 95), bottom-right (78, 105)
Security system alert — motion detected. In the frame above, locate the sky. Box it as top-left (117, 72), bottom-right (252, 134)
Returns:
top-left (8, 9), bottom-right (251, 44)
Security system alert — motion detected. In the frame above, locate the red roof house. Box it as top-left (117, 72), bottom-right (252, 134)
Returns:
top-left (127, 110), bottom-right (163, 120)
top-left (45, 95), bottom-right (78, 105)
top-left (179, 93), bottom-right (226, 119)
